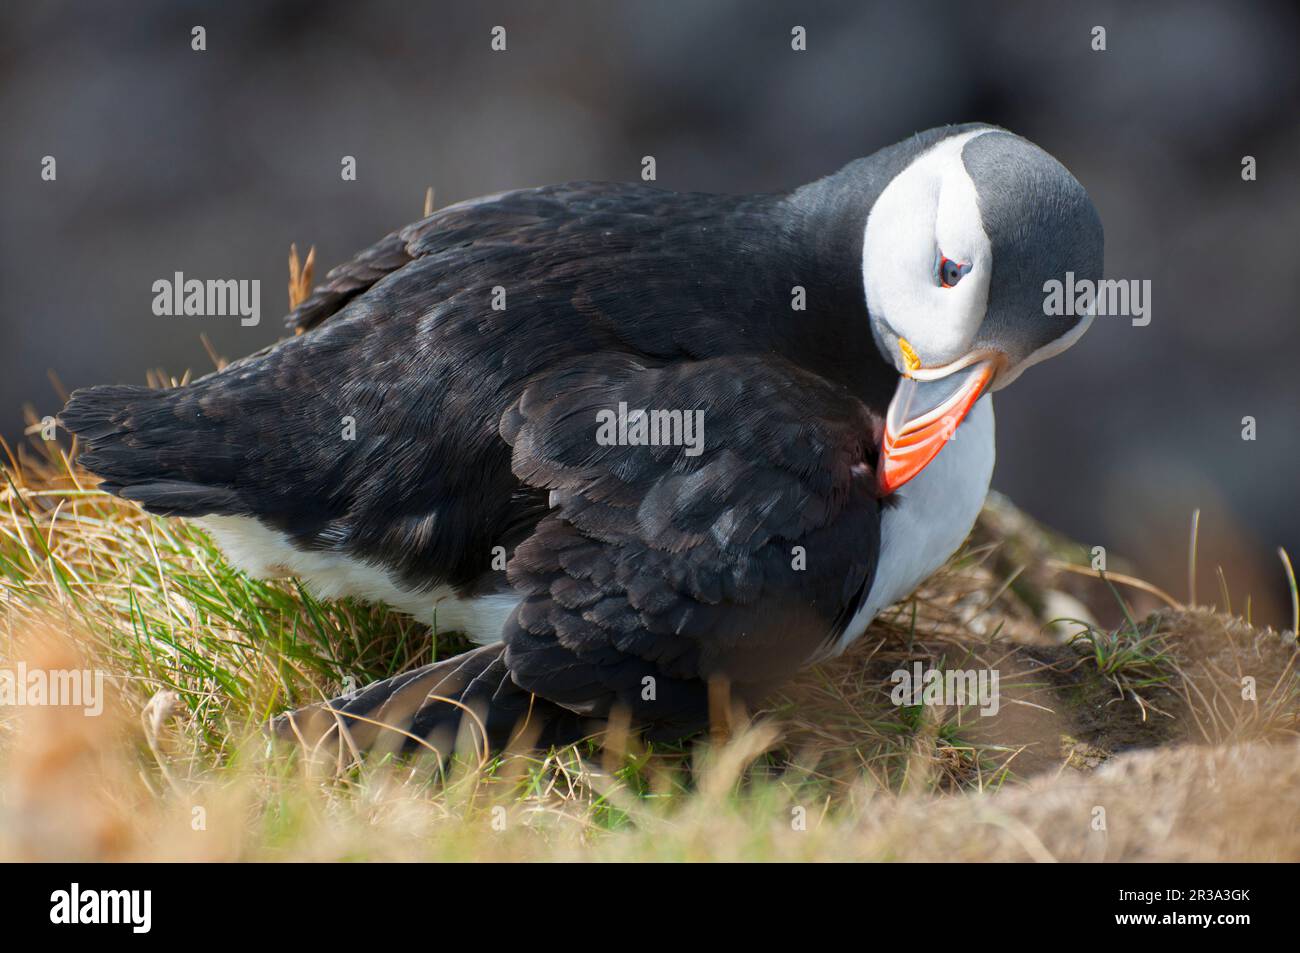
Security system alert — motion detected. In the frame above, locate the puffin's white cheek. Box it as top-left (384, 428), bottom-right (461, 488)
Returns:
top-left (928, 289), bottom-right (983, 357)
top-left (892, 287), bottom-right (975, 360)
top-left (861, 128), bottom-right (995, 368)
top-left (910, 262), bottom-right (992, 363)
top-left (865, 268), bottom-right (976, 367)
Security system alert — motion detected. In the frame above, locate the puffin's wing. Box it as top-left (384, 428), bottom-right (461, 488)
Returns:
top-left (285, 228), bottom-right (414, 333)
top-left (275, 351), bottom-right (884, 752)
top-left (64, 181), bottom-right (765, 594)
top-left (494, 351), bottom-right (883, 735)
top-left (284, 182), bottom-right (697, 334)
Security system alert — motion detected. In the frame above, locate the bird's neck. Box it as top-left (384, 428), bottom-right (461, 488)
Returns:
top-left (774, 183), bottom-right (897, 413)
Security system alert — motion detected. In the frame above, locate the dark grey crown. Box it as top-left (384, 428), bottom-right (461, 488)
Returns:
top-left (962, 131), bottom-right (1104, 361)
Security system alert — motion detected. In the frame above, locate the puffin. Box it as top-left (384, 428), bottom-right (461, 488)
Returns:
top-left (61, 123), bottom-right (1103, 755)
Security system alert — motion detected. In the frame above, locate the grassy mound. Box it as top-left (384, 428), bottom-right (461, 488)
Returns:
top-left (1, 438), bottom-right (1296, 861)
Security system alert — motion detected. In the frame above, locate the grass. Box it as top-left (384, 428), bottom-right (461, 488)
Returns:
top-left (1, 429), bottom-right (1298, 861)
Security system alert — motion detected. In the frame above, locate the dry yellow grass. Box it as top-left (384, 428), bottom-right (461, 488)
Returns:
top-left (1, 434), bottom-right (1297, 861)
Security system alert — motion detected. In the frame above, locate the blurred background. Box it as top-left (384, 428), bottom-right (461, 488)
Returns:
top-left (2, 0), bottom-right (1297, 626)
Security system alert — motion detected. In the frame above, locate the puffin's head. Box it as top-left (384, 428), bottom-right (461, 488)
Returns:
top-left (862, 126), bottom-right (1103, 494)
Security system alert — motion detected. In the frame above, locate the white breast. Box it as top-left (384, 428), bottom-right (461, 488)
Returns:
top-left (829, 394), bottom-right (995, 656)
top-left (197, 515), bottom-right (519, 644)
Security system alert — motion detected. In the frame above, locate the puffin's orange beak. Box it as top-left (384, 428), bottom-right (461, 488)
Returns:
top-left (878, 357), bottom-right (999, 495)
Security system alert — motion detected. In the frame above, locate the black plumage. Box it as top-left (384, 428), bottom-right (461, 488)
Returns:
top-left (63, 126), bottom-right (1019, 753)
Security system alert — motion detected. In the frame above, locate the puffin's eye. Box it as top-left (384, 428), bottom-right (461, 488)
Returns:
top-left (937, 255), bottom-right (970, 288)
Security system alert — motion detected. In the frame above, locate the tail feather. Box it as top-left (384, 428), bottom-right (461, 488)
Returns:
top-left (270, 643), bottom-right (597, 758)
top-left (60, 384), bottom-right (248, 518)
